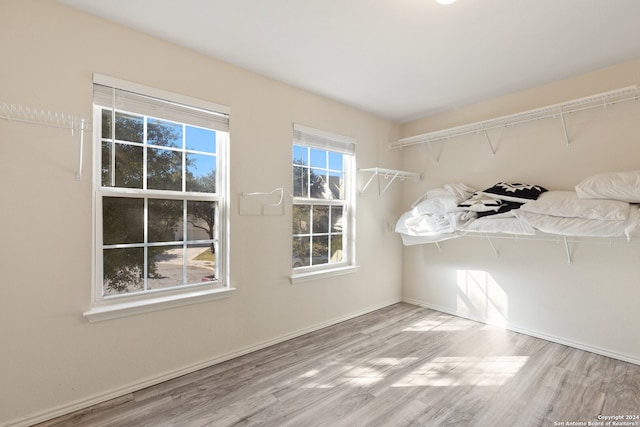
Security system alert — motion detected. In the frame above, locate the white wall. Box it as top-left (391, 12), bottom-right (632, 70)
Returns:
top-left (0, 2), bottom-right (404, 425)
top-left (400, 59), bottom-right (640, 364)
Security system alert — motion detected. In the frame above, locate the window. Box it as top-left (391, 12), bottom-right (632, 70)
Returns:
top-left (292, 124), bottom-right (356, 282)
top-left (86, 74), bottom-right (231, 321)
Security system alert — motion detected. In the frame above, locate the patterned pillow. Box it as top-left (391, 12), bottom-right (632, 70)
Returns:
top-left (476, 200), bottom-right (523, 218)
top-left (458, 192), bottom-right (502, 212)
top-left (481, 182), bottom-right (547, 203)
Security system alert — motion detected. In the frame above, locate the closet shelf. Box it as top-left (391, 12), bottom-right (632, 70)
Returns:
top-left (390, 85), bottom-right (640, 150)
top-left (425, 232), bottom-right (636, 266)
top-left (1, 101), bottom-right (92, 180)
top-left (358, 167), bottom-right (422, 195)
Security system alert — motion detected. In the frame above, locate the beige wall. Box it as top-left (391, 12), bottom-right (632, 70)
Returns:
top-left (0, 1), bottom-right (404, 425)
top-left (400, 59), bottom-right (640, 364)
top-left (4, 1), bottom-right (640, 424)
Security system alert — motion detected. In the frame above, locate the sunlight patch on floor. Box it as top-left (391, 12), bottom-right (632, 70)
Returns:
top-left (299, 358), bottom-right (418, 388)
top-left (392, 356), bottom-right (528, 387)
top-left (403, 318), bottom-right (475, 332)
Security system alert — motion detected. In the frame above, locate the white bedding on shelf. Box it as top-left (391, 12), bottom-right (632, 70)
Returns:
top-left (395, 183), bottom-right (475, 241)
top-left (513, 210), bottom-right (628, 237)
top-left (396, 183), bottom-right (640, 246)
top-left (462, 216), bottom-right (537, 235)
top-left (518, 191), bottom-right (630, 221)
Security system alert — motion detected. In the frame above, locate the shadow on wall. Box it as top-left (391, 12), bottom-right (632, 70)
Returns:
top-left (456, 269), bottom-right (508, 328)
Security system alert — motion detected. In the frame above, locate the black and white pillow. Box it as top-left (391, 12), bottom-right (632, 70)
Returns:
top-left (458, 192), bottom-right (503, 212)
top-left (476, 200), bottom-right (523, 218)
top-left (481, 182), bottom-right (547, 203)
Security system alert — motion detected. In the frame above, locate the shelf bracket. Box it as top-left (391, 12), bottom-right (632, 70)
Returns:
top-left (434, 241), bottom-right (442, 252)
top-left (427, 140), bottom-right (443, 163)
top-left (482, 128), bottom-right (497, 156)
top-left (486, 234), bottom-right (499, 257)
top-left (380, 171), bottom-right (402, 195)
top-left (559, 112), bottom-right (571, 147)
top-left (563, 236), bottom-right (573, 265)
top-left (360, 172), bottom-right (378, 194)
top-left (359, 168), bottom-right (421, 195)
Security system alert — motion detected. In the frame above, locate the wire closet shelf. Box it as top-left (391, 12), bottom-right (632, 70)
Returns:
top-left (390, 85), bottom-right (640, 149)
top-left (1, 101), bottom-right (92, 180)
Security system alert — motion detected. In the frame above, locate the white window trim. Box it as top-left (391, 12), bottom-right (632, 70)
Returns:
top-left (291, 124), bottom-right (357, 282)
top-left (290, 265), bottom-right (359, 284)
top-left (83, 287), bottom-right (236, 322)
top-left (93, 74), bottom-right (230, 119)
top-left (87, 75), bottom-right (231, 321)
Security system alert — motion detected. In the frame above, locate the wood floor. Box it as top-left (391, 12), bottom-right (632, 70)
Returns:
top-left (38, 303), bottom-right (640, 427)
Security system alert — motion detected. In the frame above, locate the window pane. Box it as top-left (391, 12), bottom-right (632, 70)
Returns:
top-left (115, 144), bottom-right (144, 189)
top-left (101, 143), bottom-right (143, 189)
top-left (328, 152), bottom-right (343, 172)
top-left (102, 197), bottom-right (144, 245)
top-left (148, 199), bottom-right (183, 242)
top-left (186, 201), bottom-right (216, 240)
top-left (187, 243), bottom-right (216, 284)
top-left (147, 245), bottom-right (184, 290)
top-left (312, 236), bottom-right (329, 265)
top-left (293, 165), bottom-right (308, 197)
top-left (331, 206), bottom-right (343, 232)
top-left (148, 119), bottom-right (182, 148)
top-left (292, 236), bottom-right (310, 267)
top-left (330, 234), bottom-right (344, 263)
top-left (101, 141), bottom-right (111, 186)
top-left (186, 153), bottom-right (216, 193)
top-left (293, 145), bottom-right (307, 164)
top-left (101, 109), bottom-right (112, 139)
top-left (114, 112), bottom-right (143, 143)
top-left (147, 147), bottom-right (182, 191)
top-left (313, 206), bottom-right (329, 233)
top-left (186, 126), bottom-right (216, 153)
top-left (310, 148), bottom-right (326, 168)
top-left (103, 247), bottom-right (144, 296)
top-left (328, 172), bottom-right (344, 199)
top-left (310, 170), bottom-right (328, 199)
top-left (293, 205), bottom-right (311, 234)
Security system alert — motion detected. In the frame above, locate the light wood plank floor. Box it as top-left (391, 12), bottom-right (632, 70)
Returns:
top-left (38, 303), bottom-right (640, 427)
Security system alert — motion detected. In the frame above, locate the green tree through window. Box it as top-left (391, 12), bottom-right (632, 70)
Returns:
top-left (99, 109), bottom-right (220, 295)
top-left (292, 144), bottom-right (348, 270)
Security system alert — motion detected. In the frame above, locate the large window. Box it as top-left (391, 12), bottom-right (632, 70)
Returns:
top-left (292, 124), bottom-right (356, 279)
top-left (88, 75), bottom-right (230, 320)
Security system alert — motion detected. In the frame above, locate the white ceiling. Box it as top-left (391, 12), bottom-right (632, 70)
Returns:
top-left (57, 0), bottom-right (640, 123)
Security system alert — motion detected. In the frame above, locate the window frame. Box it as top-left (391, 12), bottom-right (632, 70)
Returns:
top-left (85, 74), bottom-right (233, 322)
top-left (291, 124), bottom-right (358, 283)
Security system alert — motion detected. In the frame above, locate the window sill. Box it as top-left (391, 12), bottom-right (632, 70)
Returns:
top-left (290, 265), bottom-right (359, 284)
top-left (84, 287), bottom-right (236, 322)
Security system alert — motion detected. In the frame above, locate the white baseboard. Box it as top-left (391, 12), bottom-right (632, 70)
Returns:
top-left (4, 298), bottom-right (401, 427)
top-left (402, 297), bottom-right (640, 366)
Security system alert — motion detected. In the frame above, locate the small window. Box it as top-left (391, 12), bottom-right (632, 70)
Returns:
top-left (292, 124), bottom-right (355, 277)
top-left (88, 75), bottom-right (230, 319)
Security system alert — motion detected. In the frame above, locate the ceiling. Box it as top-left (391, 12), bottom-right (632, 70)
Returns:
top-left (57, 0), bottom-right (640, 123)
